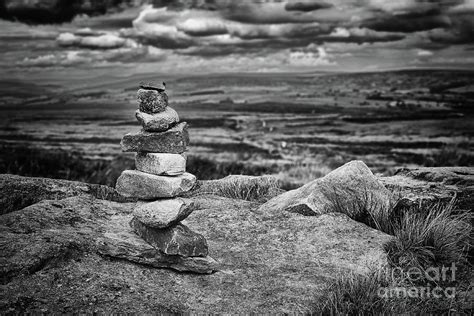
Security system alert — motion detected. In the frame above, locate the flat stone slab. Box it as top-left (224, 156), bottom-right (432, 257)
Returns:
top-left (133, 198), bottom-right (196, 228)
top-left (139, 81), bottom-right (166, 91)
top-left (135, 107), bottom-right (179, 132)
top-left (116, 170), bottom-right (196, 199)
top-left (380, 166), bottom-right (474, 210)
top-left (137, 88), bottom-right (168, 114)
top-left (135, 152), bottom-right (186, 176)
top-left (121, 122), bottom-right (189, 154)
top-left (99, 214), bottom-right (217, 273)
top-left (130, 218), bottom-right (209, 257)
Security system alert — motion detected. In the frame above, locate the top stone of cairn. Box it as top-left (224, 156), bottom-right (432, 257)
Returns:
top-left (138, 81), bottom-right (168, 114)
top-left (139, 81), bottom-right (166, 92)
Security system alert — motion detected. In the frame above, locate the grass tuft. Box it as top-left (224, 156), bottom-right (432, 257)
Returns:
top-left (384, 199), bottom-right (472, 269)
top-left (194, 175), bottom-right (282, 202)
top-left (426, 145), bottom-right (473, 167)
top-left (317, 194), bottom-right (472, 315)
top-left (316, 269), bottom-right (394, 315)
top-left (325, 186), bottom-right (401, 234)
top-left (315, 264), bottom-right (471, 315)
top-left (325, 186), bottom-right (472, 269)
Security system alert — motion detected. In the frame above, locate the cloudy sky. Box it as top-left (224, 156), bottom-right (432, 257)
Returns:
top-left (4, 0), bottom-right (474, 73)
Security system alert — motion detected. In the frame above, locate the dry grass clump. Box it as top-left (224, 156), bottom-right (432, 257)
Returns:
top-left (325, 184), bottom-right (472, 269)
top-left (315, 264), bottom-right (470, 315)
top-left (317, 193), bottom-right (472, 315)
top-left (384, 199), bottom-right (472, 269)
top-left (327, 186), bottom-right (472, 269)
top-left (425, 145), bottom-right (474, 167)
top-left (315, 269), bottom-right (394, 315)
top-left (193, 175), bottom-right (282, 202)
top-left (325, 186), bottom-right (400, 234)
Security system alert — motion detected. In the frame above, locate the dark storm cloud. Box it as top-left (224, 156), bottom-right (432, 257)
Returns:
top-left (111, 0), bottom-right (474, 70)
top-left (363, 0), bottom-right (474, 43)
top-left (362, 14), bottom-right (451, 32)
top-left (284, 1), bottom-right (333, 12)
top-left (220, 2), bottom-right (324, 24)
top-left (134, 1), bottom-right (474, 46)
top-left (430, 5), bottom-right (474, 44)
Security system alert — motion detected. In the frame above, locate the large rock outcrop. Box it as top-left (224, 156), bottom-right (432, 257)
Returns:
top-left (259, 160), bottom-right (393, 216)
top-left (0, 172), bottom-right (391, 313)
top-left (0, 174), bottom-right (128, 215)
top-left (1, 164), bottom-right (471, 313)
top-left (0, 195), bottom-right (218, 281)
top-left (380, 166), bottom-right (474, 210)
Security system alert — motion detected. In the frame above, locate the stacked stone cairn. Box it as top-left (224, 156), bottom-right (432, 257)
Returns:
top-left (116, 82), bottom-right (211, 266)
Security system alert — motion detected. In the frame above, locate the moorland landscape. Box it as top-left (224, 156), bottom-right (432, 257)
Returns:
top-left (1, 69), bottom-right (473, 188)
top-left (0, 0), bottom-right (473, 314)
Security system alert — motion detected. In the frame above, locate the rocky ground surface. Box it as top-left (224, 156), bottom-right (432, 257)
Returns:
top-left (381, 166), bottom-right (474, 210)
top-left (0, 164), bottom-right (472, 313)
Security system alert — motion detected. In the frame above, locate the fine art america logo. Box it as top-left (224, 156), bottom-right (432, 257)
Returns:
top-left (378, 263), bottom-right (457, 299)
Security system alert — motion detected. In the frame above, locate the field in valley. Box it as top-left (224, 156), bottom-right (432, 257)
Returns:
top-left (0, 69), bottom-right (473, 188)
